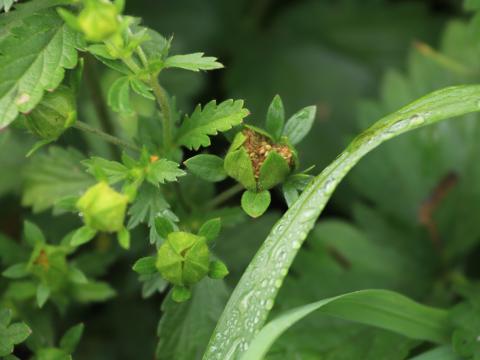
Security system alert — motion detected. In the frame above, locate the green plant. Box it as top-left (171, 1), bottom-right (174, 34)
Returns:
top-left (1, 0), bottom-right (479, 359)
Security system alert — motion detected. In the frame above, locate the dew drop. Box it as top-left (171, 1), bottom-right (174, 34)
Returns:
top-left (409, 114), bottom-right (425, 126)
top-left (265, 299), bottom-right (274, 310)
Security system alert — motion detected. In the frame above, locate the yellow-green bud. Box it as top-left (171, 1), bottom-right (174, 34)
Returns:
top-left (78, 0), bottom-right (120, 42)
top-left (224, 128), bottom-right (295, 192)
top-left (76, 182), bottom-right (129, 232)
top-left (156, 232), bottom-right (210, 287)
top-left (24, 86), bottom-right (76, 141)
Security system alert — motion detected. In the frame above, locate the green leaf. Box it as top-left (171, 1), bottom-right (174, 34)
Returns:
top-left (409, 346), bottom-right (461, 360)
top-left (464, 0), bottom-right (480, 10)
top-left (127, 184), bottom-right (170, 229)
top-left (132, 256), bottom-right (157, 275)
top-left (164, 52), bottom-right (223, 72)
top-left (0, 313), bottom-right (31, 357)
top-left (2, 263), bottom-right (29, 279)
top-left (184, 154), bottom-right (226, 182)
top-left (82, 157), bottom-right (129, 184)
top-left (130, 78), bottom-right (155, 100)
top-left (265, 95), bottom-right (285, 140)
top-left (22, 147), bottom-right (94, 213)
top-left (36, 283), bottom-right (51, 308)
top-left (282, 105), bottom-right (316, 145)
top-left (107, 76), bottom-right (132, 114)
top-left (154, 216), bottom-right (175, 239)
top-left (146, 159), bottom-right (186, 186)
top-left (241, 290), bottom-right (450, 360)
top-left (72, 281), bottom-right (116, 303)
top-left (198, 218), bottom-right (222, 243)
top-left (117, 227), bottom-right (130, 249)
top-left (70, 226), bottom-right (97, 247)
top-left (176, 100), bottom-right (249, 150)
top-left (0, 9), bottom-right (78, 127)
top-left (241, 190), bottom-right (271, 218)
top-left (205, 85), bottom-right (480, 358)
top-left (157, 279), bottom-right (229, 360)
top-left (23, 220), bottom-right (46, 246)
top-left (59, 323), bottom-right (84, 354)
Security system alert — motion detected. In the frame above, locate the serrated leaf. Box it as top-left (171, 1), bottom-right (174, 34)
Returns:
top-left (0, 9), bottom-right (78, 127)
top-left (0, 318), bottom-right (31, 357)
top-left (176, 100), bottom-right (249, 150)
top-left (22, 147), bottom-right (94, 212)
top-left (146, 159), bottom-right (186, 186)
top-left (127, 184), bottom-right (170, 229)
top-left (164, 52), bottom-right (223, 72)
top-left (130, 78), bottom-right (155, 100)
top-left (82, 157), bottom-right (129, 184)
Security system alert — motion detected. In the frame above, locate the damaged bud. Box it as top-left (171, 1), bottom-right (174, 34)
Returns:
top-left (224, 127), bottom-right (296, 192)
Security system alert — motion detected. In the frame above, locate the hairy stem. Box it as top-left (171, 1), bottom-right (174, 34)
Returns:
top-left (204, 85), bottom-right (480, 360)
top-left (149, 78), bottom-right (173, 151)
top-left (73, 121), bottom-right (140, 152)
top-left (206, 183), bottom-right (244, 209)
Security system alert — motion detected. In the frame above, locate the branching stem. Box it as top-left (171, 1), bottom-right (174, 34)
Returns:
top-left (73, 121), bottom-right (140, 152)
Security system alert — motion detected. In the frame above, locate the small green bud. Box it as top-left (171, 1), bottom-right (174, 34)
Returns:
top-left (224, 128), bottom-right (295, 192)
top-left (78, 0), bottom-right (120, 42)
top-left (24, 86), bottom-right (76, 141)
top-left (156, 232), bottom-right (210, 287)
top-left (76, 182), bottom-right (129, 232)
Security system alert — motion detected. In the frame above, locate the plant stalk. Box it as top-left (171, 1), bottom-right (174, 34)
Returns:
top-left (206, 183), bottom-right (244, 209)
top-left (73, 121), bottom-right (140, 152)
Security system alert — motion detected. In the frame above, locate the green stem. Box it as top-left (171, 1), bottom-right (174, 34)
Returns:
top-left (206, 183), bottom-right (244, 209)
top-left (204, 85), bottom-right (480, 360)
top-left (149, 78), bottom-right (173, 150)
top-left (73, 121), bottom-right (140, 152)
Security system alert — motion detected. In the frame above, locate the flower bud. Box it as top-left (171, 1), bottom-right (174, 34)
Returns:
top-left (78, 0), bottom-right (120, 42)
top-left (76, 182), bottom-right (129, 232)
top-left (224, 128), bottom-right (295, 191)
top-left (156, 232), bottom-right (210, 287)
top-left (24, 86), bottom-right (76, 141)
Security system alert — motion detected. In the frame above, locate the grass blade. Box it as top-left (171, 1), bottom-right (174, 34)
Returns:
top-left (241, 289), bottom-right (450, 360)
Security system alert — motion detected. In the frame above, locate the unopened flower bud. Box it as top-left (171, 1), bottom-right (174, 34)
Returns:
top-left (78, 0), bottom-right (120, 42)
top-left (24, 86), bottom-right (76, 141)
top-left (76, 182), bottom-right (129, 232)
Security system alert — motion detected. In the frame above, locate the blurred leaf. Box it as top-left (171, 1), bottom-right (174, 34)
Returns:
top-left (164, 52), bottom-right (223, 72)
top-left (22, 147), bottom-right (94, 212)
top-left (156, 278), bottom-right (229, 360)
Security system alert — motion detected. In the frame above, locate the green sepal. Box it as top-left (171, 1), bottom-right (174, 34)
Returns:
top-left (224, 147), bottom-right (256, 191)
top-left (132, 256), bottom-right (157, 275)
top-left (258, 151), bottom-right (291, 191)
top-left (171, 286), bottom-right (191, 303)
top-left (228, 131), bottom-right (247, 152)
top-left (198, 218), bottom-right (222, 243)
top-left (265, 95), bottom-right (285, 141)
top-left (77, 0), bottom-right (120, 42)
top-left (36, 283), bottom-right (51, 308)
top-left (70, 226), bottom-right (97, 247)
top-left (117, 227), bottom-right (130, 249)
top-left (156, 232), bottom-right (210, 287)
top-left (241, 190), bottom-right (271, 218)
top-left (208, 260), bottom-right (229, 279)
